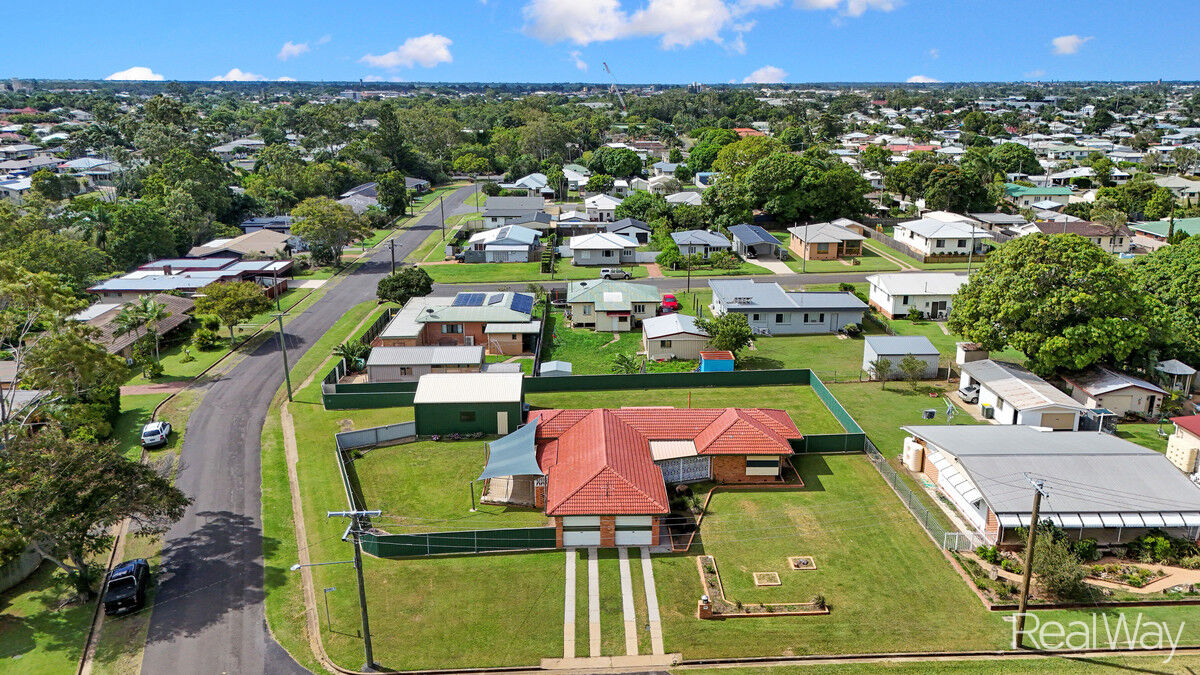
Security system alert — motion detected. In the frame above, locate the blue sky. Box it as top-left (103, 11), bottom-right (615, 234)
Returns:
top-left (12, 0), bottom-right (1199, 84)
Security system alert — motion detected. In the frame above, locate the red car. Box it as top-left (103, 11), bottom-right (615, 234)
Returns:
top-left (661, 294), bottom-right (681, 313)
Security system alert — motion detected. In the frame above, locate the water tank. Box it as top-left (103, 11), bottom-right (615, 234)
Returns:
top-left (902, 437), bottom-right (925, 472)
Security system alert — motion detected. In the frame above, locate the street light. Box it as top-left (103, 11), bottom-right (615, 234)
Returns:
top-left (323, 587), bottom-right (337, 633)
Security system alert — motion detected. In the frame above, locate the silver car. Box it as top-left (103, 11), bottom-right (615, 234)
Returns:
top-left (140, 421), bottom-right (172, 447)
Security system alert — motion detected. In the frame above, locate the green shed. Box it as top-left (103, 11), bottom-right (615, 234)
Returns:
top-left (413, 372), bottom-right (525, 436)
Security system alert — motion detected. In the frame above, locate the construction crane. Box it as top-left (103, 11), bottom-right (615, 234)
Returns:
top-left (602, 62), bottom-right (627, 115)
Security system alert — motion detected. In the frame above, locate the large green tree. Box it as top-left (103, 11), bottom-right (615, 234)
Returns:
top-left (194, 281), bottom-right (271, 342)
top-left (290, 197), bottom-right (373, 266)
top-left (989, 142), bottom-right (1040, 175)
top-left (377, 267), bottom-right (433, 305)
top-left (1130, 237), bottom-right (1200, 364)
top-left (0, 429), bottom-right (190, 596)
top-left (948, 234), bottom-right (1163, 375)
top-left (376, 171), bottom-right (410, 217)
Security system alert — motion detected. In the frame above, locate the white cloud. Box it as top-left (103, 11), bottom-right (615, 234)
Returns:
top-left (360, 34), bottom-right (453, 68)
top-left (906, 74), bottom-right (940, 83)
top-left (277, 76), bottom-right (297, 81)
top-left (522, 0), bottom-right (627, 46)
top-left (316, 34), bottom-right (332, 45)
top-left (1052, 34), bottom-right (1091, 55)
top-left (212, 68), bottom-right (268, 81)
top-left (104, 66), bottom-right (164, 81)
top-left (627, 0), bottom-right (732, 48)
top-left (743, 65), bottom-right (787, 83)
top-left (364, 74), bottom-right (405, 82)
top-left (927, 48), bottom-right (939, 59)
top-left (1024, 69), bottom-right (1046, 79)
top-left (569, 50), bottom-right (588, 71)
top-left (732, 0), bottom-right (781, 16)
top-left (523, 0), bottom-right (736, 48)
top-left (796, 0), bottom-right (896, 17)
top-left (278, 41), bottom-right (310, 61)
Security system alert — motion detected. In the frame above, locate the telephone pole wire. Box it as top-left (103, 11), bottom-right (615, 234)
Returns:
top-left (1014, 474), bottom-right (1049, 647)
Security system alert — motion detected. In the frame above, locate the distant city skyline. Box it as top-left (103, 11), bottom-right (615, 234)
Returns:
top-left (10, 0), bottom-right (1198, 85)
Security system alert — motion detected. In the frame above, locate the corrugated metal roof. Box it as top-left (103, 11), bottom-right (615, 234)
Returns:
top-left (379, 296), bottom-right (454, 339)
top-left (863, 335), bottom-right (939, 356)
top-left (484, 321), bottom-right (541, 334)
top-left (959, 359), bottom-right (1084, 411)
top-left (865, 272), bottom-right (968, 297)
top-left (413, 372), bottom-right (524, 404)
top-left (366, 345), bottom-right (483, 367)
top-left (649, 440), bottom-right (697, 461)
top-left (642, 313), bottom-right (707, 340)
top-left (1062, 367), bottom-right (1168, 397)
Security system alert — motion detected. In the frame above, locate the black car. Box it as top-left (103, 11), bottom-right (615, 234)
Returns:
top-left (103, 558), bottom-right (151, 616)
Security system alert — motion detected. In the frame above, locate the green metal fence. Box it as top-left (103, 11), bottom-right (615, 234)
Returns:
top-left (795, 432), bottom-right (867, 453)
top-left (359, 527), bottom-right (557, 557)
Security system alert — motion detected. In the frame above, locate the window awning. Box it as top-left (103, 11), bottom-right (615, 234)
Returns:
top-left (477, 419), bottom-right (544, 481)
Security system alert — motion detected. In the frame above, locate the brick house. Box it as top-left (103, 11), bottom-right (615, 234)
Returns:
top-left (526, 407), bottom-right (801, 547)
top-left (373, 291), bottom-right (539, 355)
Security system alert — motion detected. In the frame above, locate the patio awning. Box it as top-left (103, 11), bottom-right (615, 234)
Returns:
top-left (477, 418), bottom-right (544, 481)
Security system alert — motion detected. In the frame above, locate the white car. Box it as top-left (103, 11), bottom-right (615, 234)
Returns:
top-left (140, 421), bottom-right (172, 448)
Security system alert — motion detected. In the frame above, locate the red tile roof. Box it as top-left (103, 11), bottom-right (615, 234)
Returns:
top-left (1172, 416), bottom-right (1200, 438)
top-left (529, 407), bottom-right (799, 516)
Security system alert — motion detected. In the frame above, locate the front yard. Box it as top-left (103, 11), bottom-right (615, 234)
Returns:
top-left (783, 247), bottom-right (901, 274)
top-left (422, 262), bottom-right (646, 284)
top-left (540, 311), bottom-right (696, 375)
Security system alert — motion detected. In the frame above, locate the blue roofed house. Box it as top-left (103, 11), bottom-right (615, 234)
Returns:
top-left (652, 161), bottom-right (678, 176)
top-left (670, 230), bottom-right (732, 258)
top-left (727, 223), bottom-right (782, 259)
top-left (708, 279), bottom-right (866, 335)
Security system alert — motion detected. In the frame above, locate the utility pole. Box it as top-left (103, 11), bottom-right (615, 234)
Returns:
top-left (328, 509), bottom-right (382, 672)
top-left (388, 238), bottom-right (396, 275)
top-left (274, 314), bottom-right (293, 401)
top-left (1014, 474), bottom-right (1049, 647)
top-left (439, 195), bottom-right (446, 239)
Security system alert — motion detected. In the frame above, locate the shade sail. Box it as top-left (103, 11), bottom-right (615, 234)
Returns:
top-left (478, 419), bottom-right (543, 481)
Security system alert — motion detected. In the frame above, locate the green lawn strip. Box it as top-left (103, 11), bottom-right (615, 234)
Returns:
top-left (659, 261), bottom-right (773, 277)
top-left (264, 299), bottom-right (565, 670)
top-left (526, 385), bottom-right (845, 436)
top-left (784, 249), bottom-right (901, 274)
top-left (417, 213), bottom-right (483, 263)
top-left (112, 393), bottom-right (171, 459)
top-left (353, 440), bottom-right (548, 531)
top-left (0, 562), bottom-right (94, 673)
top-left (293, 268), bottom-right (335, 280)
top-left (597, 549), bottom-right (624, 656)
top-left (423, 262), bottom-right (646, 284)
top-left (683, 654), bottom-right (1200, 674)
top-left (1116, 422), bottom-right (1175, 453)
top-left (627, 549), bottom-right (649, 655)
top-left (738, 331), bottom-right (883, 380)
top-left (486, 354), bottom-right (534, 375)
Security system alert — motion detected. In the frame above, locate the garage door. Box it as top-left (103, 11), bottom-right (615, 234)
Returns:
top-left (1039, 412), bottom-right (1076, 430)
top-left (614, 516), bottom-right (652, 547)
top-left (562, 516), bottom-right (601, 547)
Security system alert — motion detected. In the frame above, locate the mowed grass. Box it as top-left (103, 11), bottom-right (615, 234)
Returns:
top-left (423, 262), bottom-right (646, 284)
top-left (659, 260), bottom-right (774, 277)
top-left (352, 439), bottom-right (549, 530)
top-left (541, 312), bottom-right (696, 375)
top-left (784, 247), bottom-right (901, 274)
top-left (526, 385), bottom-right (846, 436)
top-left (0, 563), bottom-right (93, 673)
top-left (684, 654), bottom-right (1200, 674)
top-left (862, 239), bottom-right (977, 271)
top-left (738, 329), bottom-right (885, 380)
top-left (1116, 422), bottom-right (1175, 453)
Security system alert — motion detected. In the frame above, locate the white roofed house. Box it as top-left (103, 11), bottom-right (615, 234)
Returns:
top-left (482, 196), bottom-right (546, 228)
top-left (665, 191), bottom-right (703, 206)
top-left (902, 425), bottom-right (1200, 547)
top-left (958, 359), bottom-right (1087, 430)
top-left (463, 224), bottom-right (542, 263)
top-left (893, 217), bottom-right (993, 260)
top-left (365, 345), bottom-right (485, 382)
top-left (865, 272), bottom-right (968, 319)
top-left (1061, 367), bottom-right (1169, 417)
top-left (669, 230), bottom-right (731, 258)
top-left (641, 313), bottom-right (710, 361)
top-left (709, 279), bottom-right (866, 335)
top-left (585, 193), bottom-right (623, 222)
top-left (568, 232), bottom-right (637, 266)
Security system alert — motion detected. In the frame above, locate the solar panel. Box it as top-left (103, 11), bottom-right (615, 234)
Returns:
top-left (510, 293), bottom-right (534, 315)
top-left (487, 293), bottom-right (504, 305)
top-left (452, 292), bottom-right (486, 307)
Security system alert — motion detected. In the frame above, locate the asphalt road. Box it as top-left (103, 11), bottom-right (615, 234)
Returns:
top-left (140, 186), bottom-right (476, 675)
top-left (432, 270), bottom-right (878, 295)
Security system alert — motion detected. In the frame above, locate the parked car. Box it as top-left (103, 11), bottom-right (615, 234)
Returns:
top-left (103, 559), bottom-right (151, 616)
top-left (600, 268), bottom-right (631, 280)
top-left (661, 294), bottom-right (681, 313)
top-left (140, 421), bottom-right (172, 448)
top-left (957, 385), bottom-right (979, 404)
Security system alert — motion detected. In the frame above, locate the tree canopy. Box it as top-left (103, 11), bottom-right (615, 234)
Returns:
top-left (290, 197), bottom-right (373, 265)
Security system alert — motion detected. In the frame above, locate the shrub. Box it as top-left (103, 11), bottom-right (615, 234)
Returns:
top-left (195, 313), bottom-right (221, 331)
top-left (842, 322), bottom-right (861, 337)
top-left (1000, 559), bottom-right (1021, 574)
top-left (1073, 539), bottom-right (1098, 562)
top-left (192, 327), bottom-right (223, 350)
top-left (976, 545), bottom-right (1002, 564)
top-left (709, 249), bottom-right (739, 270)
top-left (1179, 556), bottom-right (1200, 570)
top-left (811, 594), bottom-right (827, 610)
top-left (906, 306), bottom-right (924, 321)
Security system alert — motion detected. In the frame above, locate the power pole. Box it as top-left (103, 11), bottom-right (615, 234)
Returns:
top-left (1014, 474), bottom-right (1049, 647)
top-left (389, 237), bottom-right (396, 275)
top-left (328, 509), bottom-right (382, 672)
top-left (439, 195), bottom-right (445, 239)
top-left (274, 314), bottom-right (293, 402)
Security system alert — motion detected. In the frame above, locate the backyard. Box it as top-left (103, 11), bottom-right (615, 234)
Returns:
top-left (540, 311), bottom-right (696, 375)
top-left (784, 247), bottom-right (901, 274)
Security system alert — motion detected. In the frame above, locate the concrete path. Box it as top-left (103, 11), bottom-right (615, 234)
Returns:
top-left (563, 548), bottom-right (576, 659)
top-left (617, 548), bottom-right (638, 656)
top-left (757, 259), bottom-right (794, 275)
top-left (289, 278), bottom-right (326, 289)
top-left (640, 547), bottom-right (665, 655)
top-left (587, 547), bottom-right (601, 657)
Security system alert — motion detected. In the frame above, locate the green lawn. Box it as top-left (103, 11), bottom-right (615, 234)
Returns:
top-left (684, 655), bottom-right (1200, 674)
top-left (862, 239), bottom-right (981, 271)
top-left (352, 439), bottom-right (549, 531)
top-left (1116, 422), bottom-right (1175, 453)
top-left (407, 212), bottom-right (482, 264)
top-left (526, 385), bottom-right (846, 436)
top-left (738, 330), bottom-right (883, 381)
top-left (541, 312), bottom-right (696, 375)
top-left (0, 563), bottom-right (94, 673)
top-left (882, 319), bottom-right (1027, 366)
top-left (423, 262), bottom-right (646, 284)
top-left (123, 328), bottom-right (232, 385)
top-left (784, 248), bottom-right (901, 274)
top-left (486, 354), bottom-right (534, 375)
top-left (293, 267), bottom-right (335, 280)
top-left (660, 260), bottom-right (774, 277)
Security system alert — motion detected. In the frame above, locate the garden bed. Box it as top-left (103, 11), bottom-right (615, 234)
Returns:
top-left (695, 555), bottom-right (829, 619)
top-left (1088, 562), bottom-right (1167, 588)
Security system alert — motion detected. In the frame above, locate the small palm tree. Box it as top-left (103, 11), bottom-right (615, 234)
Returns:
top-left (611, 353), bottom-right (640, 374)
top-left (135, 297), bottom-right (171, 361)
top-left (112, 305), bottom-right (146, 342)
